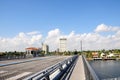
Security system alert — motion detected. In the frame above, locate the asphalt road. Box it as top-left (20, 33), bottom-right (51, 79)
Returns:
top-left (0, 56), bottom-right (70, 80)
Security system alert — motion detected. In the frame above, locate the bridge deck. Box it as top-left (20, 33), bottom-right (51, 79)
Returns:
top-left (0, 56), bottom-right (69, 80)
top-left (69, 56), bottom-right (86, 80)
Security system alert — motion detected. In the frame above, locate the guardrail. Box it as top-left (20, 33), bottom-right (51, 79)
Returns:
top-left (82, 55), bottom-right (100, 80)
top-left (24, 55), bottom-right (78, 80)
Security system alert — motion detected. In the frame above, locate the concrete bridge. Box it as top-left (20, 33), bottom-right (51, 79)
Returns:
top-left (0, 55), bottom-right (99, 80)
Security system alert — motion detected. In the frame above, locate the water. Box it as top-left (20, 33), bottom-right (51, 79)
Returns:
top-left (89, 60), bottom-right (120, 80)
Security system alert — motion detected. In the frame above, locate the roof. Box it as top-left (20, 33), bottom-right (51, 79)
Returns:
top-left (92, 52), bottom-right (98, 55)
top-left (92, 52), bottom-right (99, 57)
top-left (26, 47), bottom-right (41, 51)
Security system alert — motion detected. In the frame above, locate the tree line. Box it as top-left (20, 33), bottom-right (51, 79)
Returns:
top-left (0, 51), bottom-right (26, 60)
top-left (0, 49), bottom-right (120, 60)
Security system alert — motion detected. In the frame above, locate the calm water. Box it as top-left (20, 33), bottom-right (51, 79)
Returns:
top-left (89, 60), bottom-right (120, 79)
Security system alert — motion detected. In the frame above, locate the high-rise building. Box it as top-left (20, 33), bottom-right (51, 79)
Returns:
top-left (59, 38), bottom-right (67, 52)
top-left (42, 43), bottom-right (49, 54)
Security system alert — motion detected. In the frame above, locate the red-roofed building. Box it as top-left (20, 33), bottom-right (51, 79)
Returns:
top-left (26, 47), bottom-right (42, 57)
top-left (92, 52), bottom-right (99, 58)
top-left (26, 47), bottom-right (40, 51)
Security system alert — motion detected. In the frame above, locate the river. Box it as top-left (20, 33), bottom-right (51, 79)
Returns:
top-left (89, 60), bottom-right (120, 80)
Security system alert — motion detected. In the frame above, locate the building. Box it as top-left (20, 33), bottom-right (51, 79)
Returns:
top-left (25, 47), bottom-right (41, 57)
top-left (59, 38), bottom-right (67, 52)
top-left (101, 53), bottom-right (106, 58)
top-left (92, 52), bottom-right (99, 58)
top-left (42, 43), bottom-right (49, 54)
top-left (107, 53), bottom-right (114, 58)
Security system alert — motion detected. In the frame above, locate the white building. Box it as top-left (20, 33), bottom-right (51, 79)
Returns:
top-left (107, 53), bottom-right (115, 58)
top-left (42, 43), bottom-right (49, 54)
top-left (101, 53), bottom-right (106, 58)
top-left (59, 38), bottom-right (67, 52)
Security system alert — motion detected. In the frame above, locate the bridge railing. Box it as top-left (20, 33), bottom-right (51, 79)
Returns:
top-left (23, 55), bottom-right (78, 80)
top-left (82, 55), bottom-right (100, 80)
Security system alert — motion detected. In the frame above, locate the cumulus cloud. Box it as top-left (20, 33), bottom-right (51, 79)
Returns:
top-left (27, 31), bottom-right (40, 35)
top-left (0, 24), bottom-right (120, 52)
top-left (45, 29), bottom-right (60, 51)
top-left (95, 24), bottom-right (120, 32)
top-left (44, 27), bottom-right (120, 51)
top-left (0, 32), bottom-right (42, 51)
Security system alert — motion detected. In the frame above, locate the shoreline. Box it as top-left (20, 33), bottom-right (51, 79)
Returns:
top-left (87, 58), bottom-right (120, 61)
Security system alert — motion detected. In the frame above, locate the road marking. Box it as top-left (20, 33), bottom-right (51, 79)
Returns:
top-left (0, 71), bottom-right (7, 74)
top-left (6, 72), bottom-right (32, 80)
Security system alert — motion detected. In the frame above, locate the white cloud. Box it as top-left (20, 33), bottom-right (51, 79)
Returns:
top-left (44, 25), bottom-right (120, 51)
top-left (95, 24), bottom-right (108, 32)
top-left (0, 24), bottom-right (120, 52)
top-left (45, 29), bottom-right (60, 51)
top-left (47, 29), bottom-right (60, 38)
top-left (95, 24), bottom-right (120, 32)
top-left (27, 31), bottom-right (40, 35)
top-left (0, 32), bottom-right (42, 51)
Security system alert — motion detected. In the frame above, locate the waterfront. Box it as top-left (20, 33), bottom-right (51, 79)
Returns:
top-left (89, 60), bottom-right (120, 79)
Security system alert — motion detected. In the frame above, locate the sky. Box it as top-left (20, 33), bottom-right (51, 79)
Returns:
top-left (0, 0), bottom-right (120, 51)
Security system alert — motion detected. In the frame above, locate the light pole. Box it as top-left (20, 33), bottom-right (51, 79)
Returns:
top-left (80, 40), bottom-right (82, 54)
top-left (81, 40), bottom-right (82, 51)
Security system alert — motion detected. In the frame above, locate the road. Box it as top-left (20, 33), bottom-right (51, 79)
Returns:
top-left (0, 56), bottom-right (70, 80)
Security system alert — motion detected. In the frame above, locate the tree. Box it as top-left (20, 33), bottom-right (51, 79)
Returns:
top-left (74, 50), bottom-right (78, 55)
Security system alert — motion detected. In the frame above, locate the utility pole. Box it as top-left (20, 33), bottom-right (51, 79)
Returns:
top-left (80, 40), bottom-right (82, 53)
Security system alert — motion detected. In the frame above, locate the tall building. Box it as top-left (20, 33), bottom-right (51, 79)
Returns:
top-left (59, 38), bottom-right (67, 52)
top-left (42, 43), bottom-right (49, 54)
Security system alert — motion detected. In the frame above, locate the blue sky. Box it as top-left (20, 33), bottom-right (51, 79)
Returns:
top-left (0, 0), bottom-right (120, 37)
top-left (0, 0), bottom-right (120, 51)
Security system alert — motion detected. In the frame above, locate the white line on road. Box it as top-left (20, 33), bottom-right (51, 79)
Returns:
top-left (6, 72), bottom-right (32, 80)
top-left (0, 70), bottom-right (7, 74)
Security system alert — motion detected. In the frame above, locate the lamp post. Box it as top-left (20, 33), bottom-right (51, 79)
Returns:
top-left (80, 40), bottom-right (82, 55)
top-left (81, 40), bottom-right (82, 51)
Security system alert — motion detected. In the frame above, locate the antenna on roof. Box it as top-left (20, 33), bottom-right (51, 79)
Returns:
top-left (41, 42), bottom-right (43, 46)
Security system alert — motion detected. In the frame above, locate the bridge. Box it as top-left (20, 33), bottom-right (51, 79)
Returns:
top-left (0, 55), bottom-right (99, 80)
